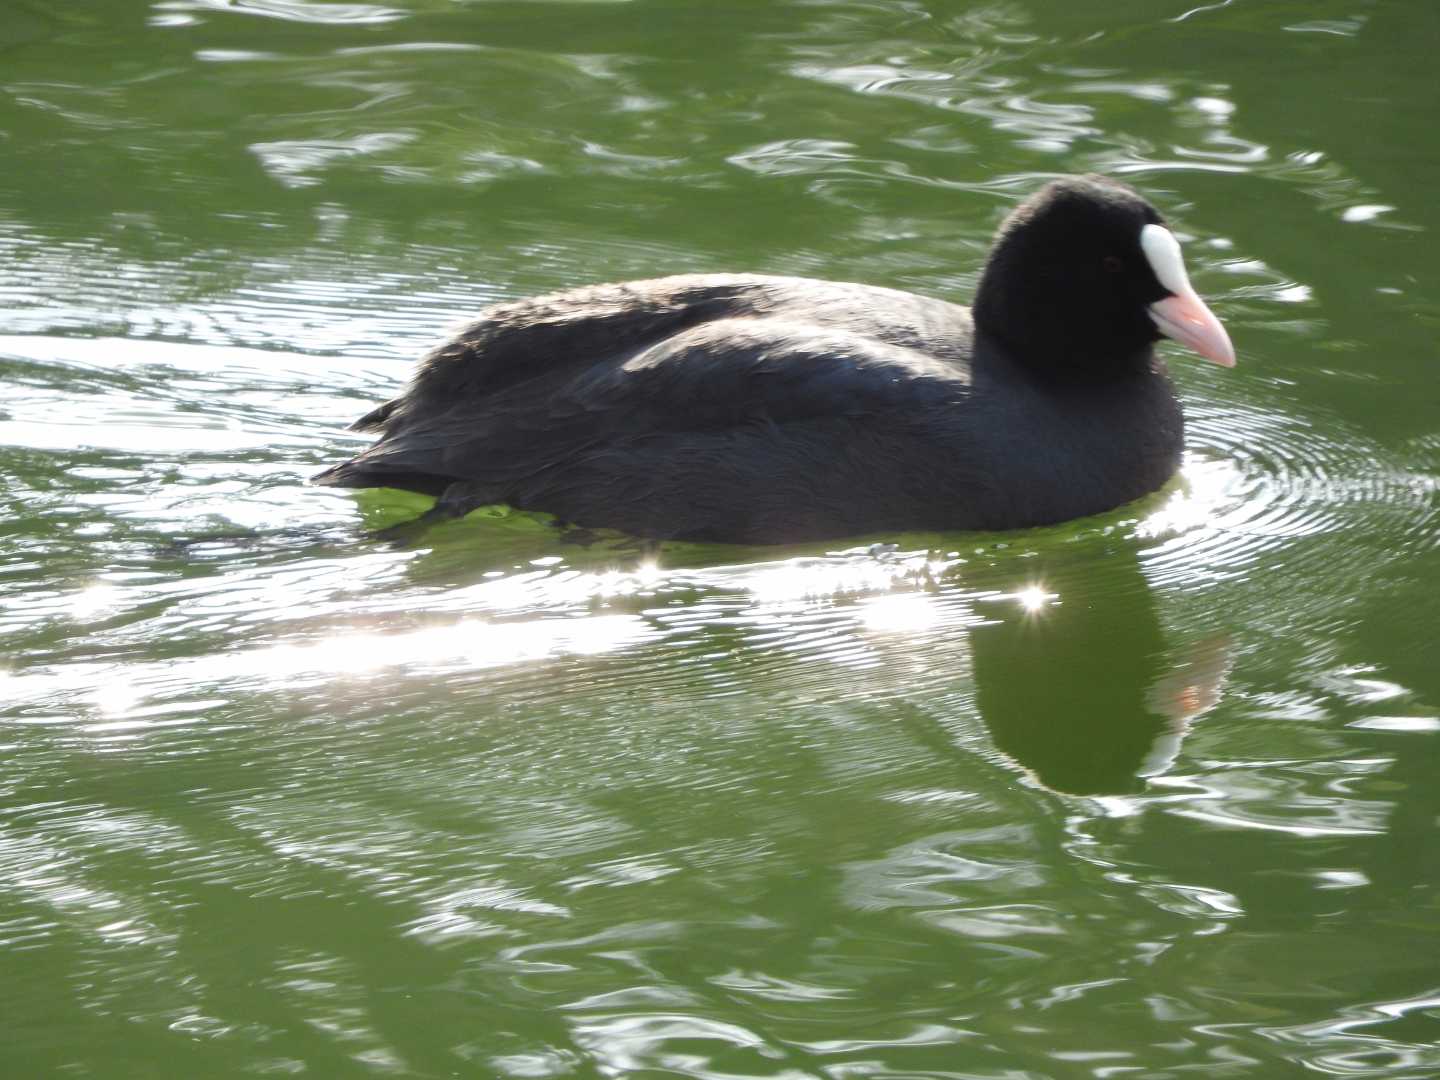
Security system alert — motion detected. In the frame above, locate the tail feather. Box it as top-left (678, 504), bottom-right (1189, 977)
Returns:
top-left (310, 460), bottom-right (366, 488)
top-left (349, 398), bottom-right (402, 433)
top-left (311, 458), bottom-right (453, 497)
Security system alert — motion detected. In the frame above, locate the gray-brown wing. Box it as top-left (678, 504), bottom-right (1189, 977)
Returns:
top-left (314, 317), bottom-right (970, 503)
top-left (359, 275), bottom-right (786, 432)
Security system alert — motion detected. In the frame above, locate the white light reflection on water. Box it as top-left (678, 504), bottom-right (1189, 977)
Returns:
top-left (857, 592), bottom-right (940, 634)
top-left (1013, 584), bottom-right (1056, 614)
top-left (67, 584), bottom-right (124, 622)
top-left (2, 609), bottom-right (657, 733)
top-left (5, 543), bottom-right (978, 732)
top-left (151, 0), bottom-right (410, 28)
top-left (436, 559), bottom-right (665, 616)
top-left (256, 614), bottom-right (653, 680)
top-left (92, 680), bottom-right (143, 720)
top-left (1136, 454), bottom-right (1240, 541)
top-left (738, 551), bottom-right (956, 610)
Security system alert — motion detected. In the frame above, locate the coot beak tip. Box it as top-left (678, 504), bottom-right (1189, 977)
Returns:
top-left (1149, 288), bottom-right (1236, 368)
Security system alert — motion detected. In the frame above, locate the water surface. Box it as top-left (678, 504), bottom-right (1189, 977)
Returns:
top-left (4, 1), bottom-right (1440, 1076)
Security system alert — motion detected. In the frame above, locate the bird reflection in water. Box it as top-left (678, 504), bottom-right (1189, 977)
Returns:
top-left (969, 548), bottom-right (1232, 796)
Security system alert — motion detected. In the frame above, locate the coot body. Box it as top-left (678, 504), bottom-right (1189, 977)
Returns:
top-left (314, 175), bottom-right (1234, 543)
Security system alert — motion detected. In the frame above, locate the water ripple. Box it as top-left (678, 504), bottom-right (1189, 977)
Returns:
top-left (154, 0), bottom-right (409, 27)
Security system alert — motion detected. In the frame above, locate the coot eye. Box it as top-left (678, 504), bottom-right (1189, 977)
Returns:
top-left (1102, 255), bottom-right (1124, 273)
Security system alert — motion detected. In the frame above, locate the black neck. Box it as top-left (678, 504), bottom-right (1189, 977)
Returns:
top-left (973, 259), bottom-right (1158, 385)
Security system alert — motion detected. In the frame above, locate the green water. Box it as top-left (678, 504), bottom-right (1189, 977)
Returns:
top-left (4, 1), bottom-right (1439, 1076)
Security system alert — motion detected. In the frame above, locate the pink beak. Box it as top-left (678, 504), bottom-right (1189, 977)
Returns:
top-left (1149, 287), bottom-right (1236, 368)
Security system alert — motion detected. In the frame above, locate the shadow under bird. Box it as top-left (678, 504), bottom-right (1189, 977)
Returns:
top-left (314, 174), bottom-right (1235, 544)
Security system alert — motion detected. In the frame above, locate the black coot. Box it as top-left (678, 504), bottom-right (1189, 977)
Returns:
top-left (314, 174), bottom-right (1235, 543)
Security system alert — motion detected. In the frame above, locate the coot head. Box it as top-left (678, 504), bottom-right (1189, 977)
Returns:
top-left (973, 174), bottom-right (1234, 379)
